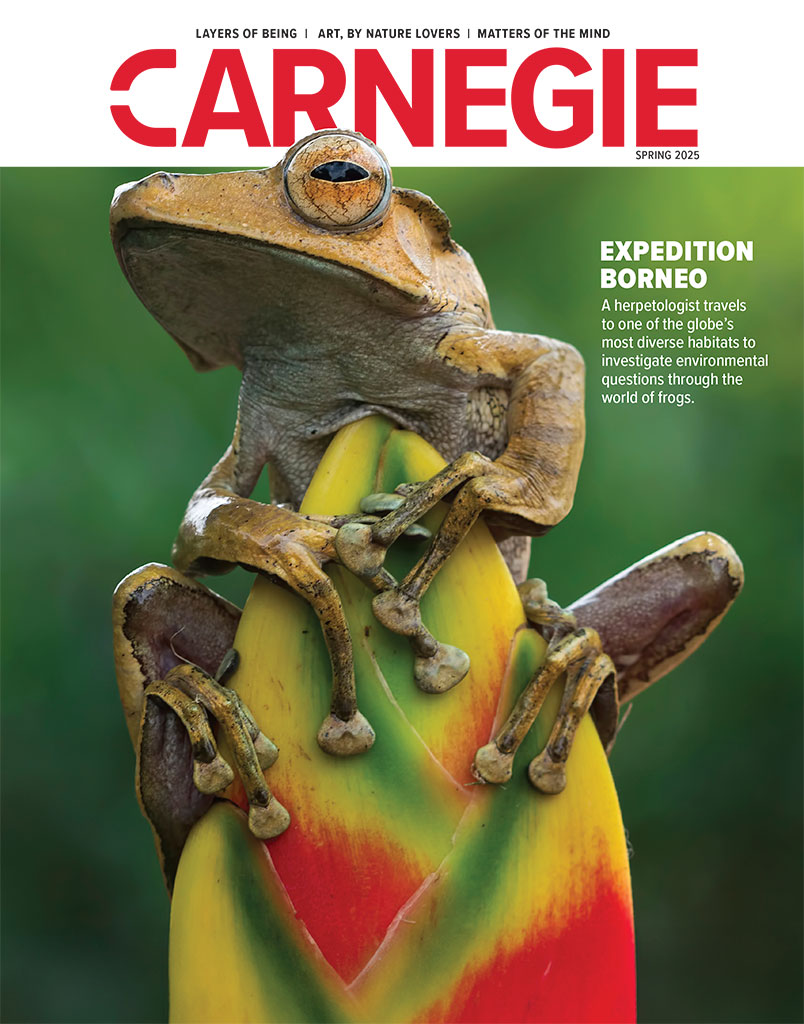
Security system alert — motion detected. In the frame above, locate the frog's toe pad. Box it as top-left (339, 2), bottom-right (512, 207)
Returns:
top-left (518, 578), bottom-right (577, 633)
top-left (518, 578), bottom-right (549, 616)
top-left (371, 588), bottom-right (423, 636)
top-left (357, 495), bottom-right (431, 541)
top-left (359, 492), bottom-right (406, 514)
top-left (473, 743), bottom-right (514, 784)
top-left (193, 755), bottom-right (235, 794)
top-left (414, 643), bottom-right (470, 693)
top-left (317, 711), bottom-right (376, 756)
top-left (528, 755), bottom-right (567, 794)
top-left (253, 732), bottom-right (279, 770)
top-left (249, 797), bottom-right (291, 839)
top-left (335, 523), bottom-right (387, 578)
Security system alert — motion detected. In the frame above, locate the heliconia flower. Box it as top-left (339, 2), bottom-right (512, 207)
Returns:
top-left (169, 416), bottom-right (635, 1024)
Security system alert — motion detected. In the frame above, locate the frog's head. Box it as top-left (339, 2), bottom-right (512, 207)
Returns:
top-left (110, 130), bottom-right (490, 371)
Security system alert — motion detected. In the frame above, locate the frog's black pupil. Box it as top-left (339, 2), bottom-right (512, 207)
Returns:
top-left (310, 161), bottom-right (370, 183)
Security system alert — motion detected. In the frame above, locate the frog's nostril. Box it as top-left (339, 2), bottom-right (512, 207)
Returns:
top-left (311, 161), bottom-right (370, 183)
top-left (157, 172), bottom-right (178, 192)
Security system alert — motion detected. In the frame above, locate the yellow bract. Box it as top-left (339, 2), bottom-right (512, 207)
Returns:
top-left (169, 417), bottom-right (634, 1024)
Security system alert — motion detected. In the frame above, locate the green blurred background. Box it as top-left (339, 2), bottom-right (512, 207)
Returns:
top-left (1, 166), bottom-right (801, 1023)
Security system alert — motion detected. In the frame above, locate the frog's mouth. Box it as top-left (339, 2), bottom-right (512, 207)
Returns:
top-left (114, 221), bottom-right (422, 373)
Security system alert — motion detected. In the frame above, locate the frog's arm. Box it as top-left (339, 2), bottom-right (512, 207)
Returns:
top-left (439, 329), bottom-right (587, 527)
top-left (172, 417), bottom-right (375, 758)
top-left (172, 438), bottom-right (336, 577)
top-left (336, 328), bottom-right (585, 693)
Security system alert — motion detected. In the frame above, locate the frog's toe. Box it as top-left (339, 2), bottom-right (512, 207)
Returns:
top-left (400, 522), bottom-right (431, 540)
top-left (156, 660), bottom-right (289, 838)
top-left (143, 678), bottom-right (240, 800)
top-left (193, 753), bottom-right (235, 794)
top-left (372, 589), bottom-right (470, 695)
top-left (371, 588), bottom-right (423, 635)
top-left (253, 732), bottom-right (280, 770)
top-left (355, 498), bottom-right (433, 541)
top-left (473, 742), bottom-right (514, 784)
top-left (359, 492), bottom-right (406, 514)
top-left (519, 578), bottom-right (577, 636)
top-left (528, 754), bottom-right (567, 794)
top-left (472, 629), bottom-right (614, 797)
top-left (248, 795), bottom-right (291, 839)
top-left (317, 710), bottom-right (376, 756)
top-left (414, 643), bottom-right (470, 694)
top-left (335, 522), bottom-right (388, 579)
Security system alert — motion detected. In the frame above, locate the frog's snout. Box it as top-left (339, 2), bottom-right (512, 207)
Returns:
top-left (131, 170), bottom-right (182, 197)
top-left (156, 172), bottom-right (179, 192)
top-left (111, 170), bottom-right (178, 210)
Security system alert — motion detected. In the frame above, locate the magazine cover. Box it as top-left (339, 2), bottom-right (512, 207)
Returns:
top-left (2, 2), bottom-right (802, 1021)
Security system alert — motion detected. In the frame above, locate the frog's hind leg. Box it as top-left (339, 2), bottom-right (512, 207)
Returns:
top-left (113, 564), bottom-right (287, 890)
top-left (473, 532), bottom-right (743, 790)
top-left (473, 584), bottom-right (615, 794)
top-left (570, 530), bottom-right (744, 746)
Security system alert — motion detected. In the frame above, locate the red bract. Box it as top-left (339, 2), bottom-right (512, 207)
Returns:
top-left (170, 419), bottom-right (635, 1024)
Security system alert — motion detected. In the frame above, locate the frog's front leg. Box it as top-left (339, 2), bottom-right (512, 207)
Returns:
top-left (113, 564), bottom-right (286, 890)
top-left (336, 330), bottom-right (585, 693)
top-left (174, 438), bottom-right (375, 756)
top-left (473, 532), bottom-right (744, 791)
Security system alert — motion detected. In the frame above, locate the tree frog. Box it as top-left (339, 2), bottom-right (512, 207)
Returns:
top-left (110, 132), bottom-right (742, 885)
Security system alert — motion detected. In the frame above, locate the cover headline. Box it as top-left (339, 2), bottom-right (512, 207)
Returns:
top-left (600, 239), bottom-right (753, 288)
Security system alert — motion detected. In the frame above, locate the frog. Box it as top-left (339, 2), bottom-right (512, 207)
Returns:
top-left (110, 131), bottom-right (743, 887)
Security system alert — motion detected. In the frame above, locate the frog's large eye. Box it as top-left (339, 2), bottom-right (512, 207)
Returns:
top-left (282, 132), bottom-right (392, 230)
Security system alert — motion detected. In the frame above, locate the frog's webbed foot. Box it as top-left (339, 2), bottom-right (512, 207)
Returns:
top-left (143, 654), bottom-right (289, 840)
top-left (474, 579), bottom-right (616, 793)
top-left (335, 452), bottom-right (496, 693)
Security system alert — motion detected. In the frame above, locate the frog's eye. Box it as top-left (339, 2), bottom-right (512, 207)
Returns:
top-left (283, 132), bottom-right (392, 230)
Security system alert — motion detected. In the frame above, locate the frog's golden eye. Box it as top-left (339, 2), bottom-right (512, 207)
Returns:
top-left (282, 131), bottom-right (392, 230)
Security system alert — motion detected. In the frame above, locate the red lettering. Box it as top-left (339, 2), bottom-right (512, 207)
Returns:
top-left (110, 49), bottom-right (176, 147)
top-left (354, 49), bottom-right (434, 146)
top-left (511, 47), bottom-right (592, 148)
top-left (183, 49), bottom-right (270, 146)
top-left (273, 49), bottom-right (346, 146)
top-left (602, 49), bottom-right (624, 147)
top-left (108, 45), bottom-right (700, 152)
top-left (636, 49), bottom-right (697, 146)
top-left (445, 50), bottom-right (507, 147)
